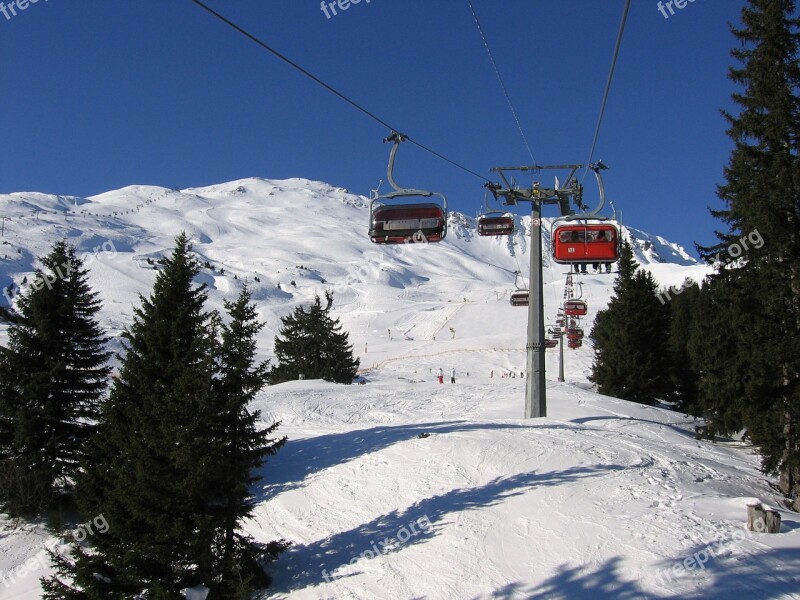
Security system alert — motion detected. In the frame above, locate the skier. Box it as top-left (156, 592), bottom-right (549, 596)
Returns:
top-left (437, 367), bottom-right (444, 384)
top-left (450, 368), bottom-right (456, 384)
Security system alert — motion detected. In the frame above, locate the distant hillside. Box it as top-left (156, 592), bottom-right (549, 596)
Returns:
top-left (0, 178), bottom-right (711, 367)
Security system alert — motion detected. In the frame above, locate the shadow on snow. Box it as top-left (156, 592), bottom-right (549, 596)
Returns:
top-left (255, 420), bottom-right (591, 502)
top-left (266, 464), bottom-right (619, 595)
top-left (469, 546), bottom-right (800, 599)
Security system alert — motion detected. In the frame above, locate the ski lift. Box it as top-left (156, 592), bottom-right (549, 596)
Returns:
top-left (552, 222), bottom-right (619, 264)
top-left (369, 133), bottom-right (447, 244)
top-left (566, 327), bottom-right (584, 340)
top-left (568, 338), bottom-right (582, 349)
top-left (544, 339), bottom-right (558, 349)
top-left (477, 187), bottom-right (514, 236)
top-left (510, 291), bottom-right (529, 307)
top-left (550, 162), bottom-right (620, 264)
top-left (564, 300), bottom-right (587, 316)
top-left (478, 212), bottom-right (515, 236)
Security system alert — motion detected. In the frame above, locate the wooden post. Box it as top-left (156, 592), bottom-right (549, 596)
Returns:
top-left (747, 502), bottom-right (782, 533)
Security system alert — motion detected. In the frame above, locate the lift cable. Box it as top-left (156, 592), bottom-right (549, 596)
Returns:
top-left (466, 0), bottom-right (536, 165)
top-left (584, 0), bottom-right (631, 177)
top-left (188, 0), bottom-right (491, 183)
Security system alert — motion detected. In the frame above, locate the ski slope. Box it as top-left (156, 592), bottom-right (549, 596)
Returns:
top-left (0, 178), bottom-right (796, 599)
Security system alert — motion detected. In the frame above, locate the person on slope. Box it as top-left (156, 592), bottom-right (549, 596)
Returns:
top-left (437, 367), bottom-right (444, 384)
top-left (450, 368), bottom-right (456, 384)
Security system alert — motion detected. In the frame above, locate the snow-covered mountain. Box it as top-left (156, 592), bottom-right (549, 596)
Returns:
top-left (0, 177), bottom-right (707, 346)
top-left (1, 179), bottom-right (796, 600)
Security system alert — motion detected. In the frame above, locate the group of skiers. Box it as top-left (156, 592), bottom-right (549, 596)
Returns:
top-left (436, 367), bottom-right (455, 384)
top-left (436, 368), bottom-right (526, 382)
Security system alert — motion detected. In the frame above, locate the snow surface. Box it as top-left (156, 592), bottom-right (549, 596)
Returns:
top-left (0, 179), bottom-right (797, 599)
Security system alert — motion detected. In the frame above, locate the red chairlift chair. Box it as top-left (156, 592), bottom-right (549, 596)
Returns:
top-left (566, 327), bottom-right (584, 340)
top-left (564, 300), bottom-right (588, 316)
top-left (552, 222), bottom-right (620, 264)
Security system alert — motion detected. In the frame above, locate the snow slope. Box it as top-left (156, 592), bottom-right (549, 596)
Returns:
top-left (0, 179), bottom-right (796, 599)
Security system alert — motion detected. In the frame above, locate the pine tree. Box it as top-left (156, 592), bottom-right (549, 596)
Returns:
top-left (667, 280), bottom-right (701, 414)
top-left (687, 275), bottom-right (752, 434)
top-left (590, 240), bottom-right (672, 404)
top-left (209, 288), bottom-right (288, 598)
top-left (43, 233), bottom-right (219, 597)
top-left (270, 291), bottom-right (359, 384)
top-left (695, 0), bottom-right (800, 506)
top-left (0, 241), bottom-right (110, 518)
top-left (42, 236), bottom-right (287, 598)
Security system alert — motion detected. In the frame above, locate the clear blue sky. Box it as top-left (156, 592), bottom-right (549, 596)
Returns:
top-left (1, 0), bottom-right (753, 255)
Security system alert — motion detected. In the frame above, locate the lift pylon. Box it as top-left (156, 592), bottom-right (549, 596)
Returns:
top-left (487, 162), bottom-right (609, 419)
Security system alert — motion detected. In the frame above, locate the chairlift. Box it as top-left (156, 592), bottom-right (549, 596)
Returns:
top-left (552, 222), bottom-right (619, 264)
top-left (566, 327), bottom-right (584, 340)
top-left (550, 163), bottom-right (620, 264)
top-left (478, 212), bottom-right (515, 236)
top-left (477, 187), bottom-right (515, 236)
top-left (369, 133), bottom-right (447, 245)
top-left (510, 291), bottom-right (529, 307)
top-left (544, 339), bottom-right (558, 349)
top-left (568, 338), bottom-right (582, 349)
top-left (564, 300), bottom-right (587, 316)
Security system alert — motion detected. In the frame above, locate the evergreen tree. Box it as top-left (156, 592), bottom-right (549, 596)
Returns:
top-left (686, 275), bottom-right (752, 434)
top-left (42, 235), bottom-right (287, 598)
top-left (270, 291), bottom-right (359, 384)
top-left (590, 240), bottom-right (672, 404)
top-left (0, 241), bottom-right (110, 517)
top-left (209, 288), bottom-right (288, 598)
top-left (667, 280), bottom-right (702, 414)
top-left (695, 0), bottom-right (800, 506)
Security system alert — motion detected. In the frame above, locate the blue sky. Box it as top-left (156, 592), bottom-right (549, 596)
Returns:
top-left (1, 0), bottom-right (752, 256)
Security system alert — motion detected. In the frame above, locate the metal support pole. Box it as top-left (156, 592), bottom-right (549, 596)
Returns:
top-left (558, 327), bottom-right (565, 383)
top-left (525, 202), bottom-right (546, 418)
top-left (490, 162), bottom-right (607, 419)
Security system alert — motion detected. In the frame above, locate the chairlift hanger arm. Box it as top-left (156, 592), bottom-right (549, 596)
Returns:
top-left (382, 132), bottom-right (434, 196)
top-left (565, 162), bottom-right (608, 220)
